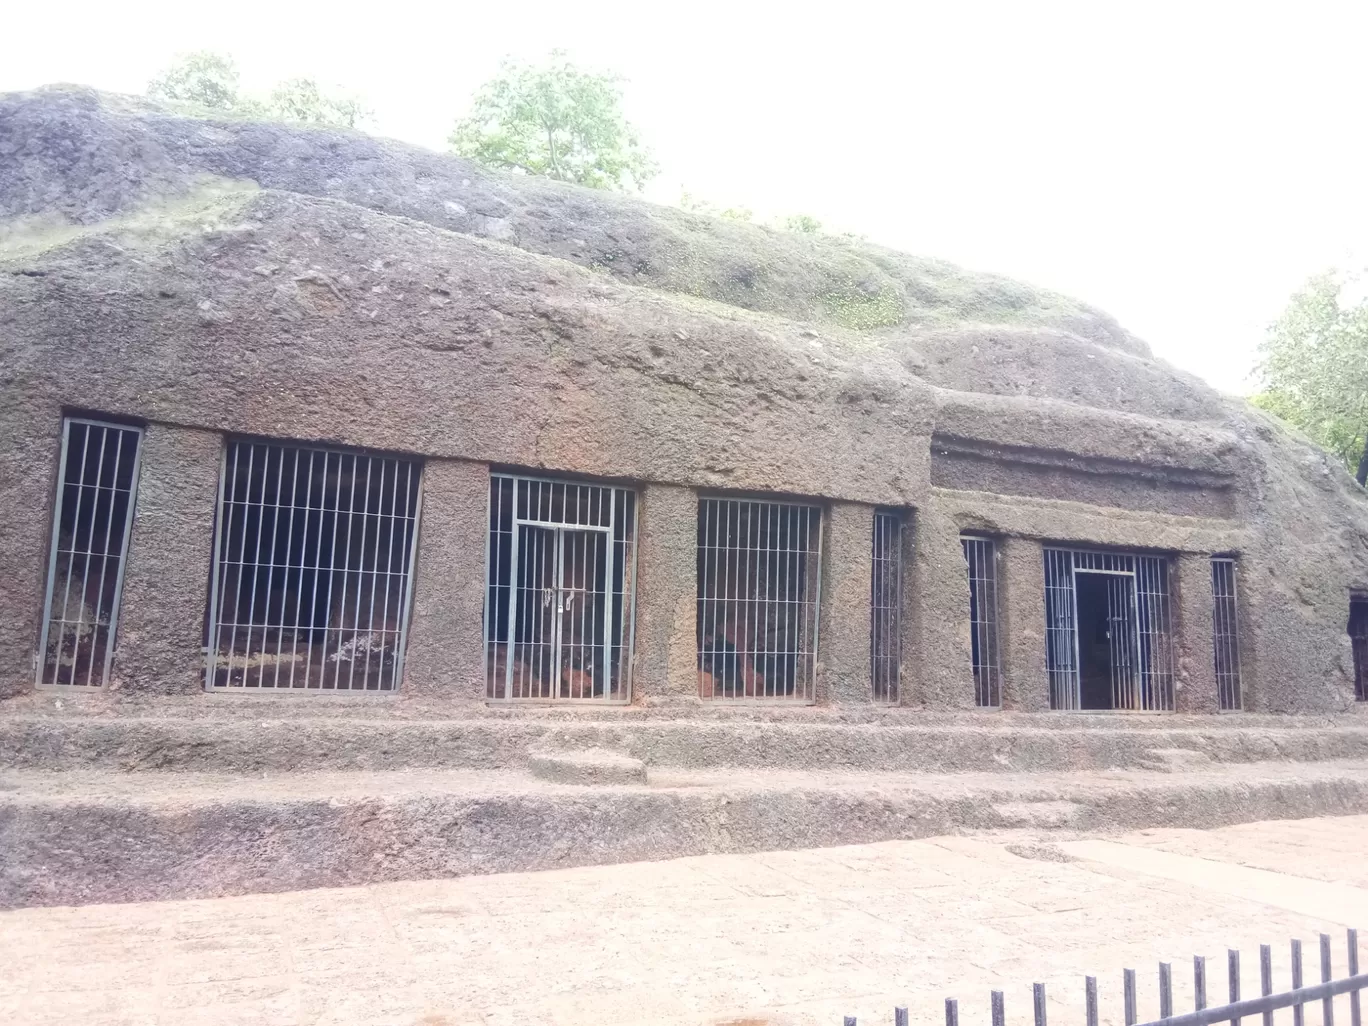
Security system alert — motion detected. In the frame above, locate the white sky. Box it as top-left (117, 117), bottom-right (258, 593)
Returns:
top-left (7, 0), bottom-right (1367, 394)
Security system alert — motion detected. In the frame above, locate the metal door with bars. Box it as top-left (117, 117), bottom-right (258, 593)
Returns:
top-left (485, 474), bottom-right (637, 701)
top-left (1211, 557), bottom-right (1243, 710)
top-left (1043, 547), bottom-right (1174, 711)
top-left (37, 417), bottom-right (144, 687)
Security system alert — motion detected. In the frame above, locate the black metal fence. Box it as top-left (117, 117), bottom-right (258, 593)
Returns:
top-left (844, 929), bottom-right (1366, 1026)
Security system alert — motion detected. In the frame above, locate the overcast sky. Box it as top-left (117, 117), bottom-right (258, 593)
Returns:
top-left (8, 0), bottom-right (1367, 394)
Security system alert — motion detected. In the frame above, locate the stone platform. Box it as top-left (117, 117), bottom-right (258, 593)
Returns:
top-left (7, 704), bottom-right (1368, 909)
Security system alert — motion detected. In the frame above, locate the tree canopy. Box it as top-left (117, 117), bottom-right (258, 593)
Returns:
top-left (1254, 271), bottom-right (1368, 485)
top-left (449, 52), bottom-right (657, 192)
top-left (147, 53), bottom-right (371, 129)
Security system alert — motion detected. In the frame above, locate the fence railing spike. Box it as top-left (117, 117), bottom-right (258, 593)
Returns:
top-left (1323, 933), bottom-right (1336, 1026)
top-left (1230, 948), bottom-right (1242, 1026)
top-left (895, 1006), bottom-right (908, 1026)
top-left (1350, 929), bottom-right (1362, 1026)
top-left (1293, 938), bottom-right (1305, 1026)
top-left (1260, 944), bottom-right (1273, 1026)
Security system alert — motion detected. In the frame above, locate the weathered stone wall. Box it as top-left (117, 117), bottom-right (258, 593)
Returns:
top-left (2, 88), bottom-right (1367, 715)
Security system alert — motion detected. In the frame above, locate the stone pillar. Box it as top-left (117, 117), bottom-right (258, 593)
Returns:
top-left (402, 459), bottom-right (488, 701)
top-left (0, 405), bottom-right (63, 698)
top-left (999, 535), bottom-right (1050, 711)
top-left (632, 484), bottom-right (698, 702)
top-left (1173, 552), bottom-right (1220, 713)
top-left (113, 424), bottom-right (222, 694)
top-left (817, 502), bottom-right (874, 704)
top-left (906, 505), bottom-right (975, 709)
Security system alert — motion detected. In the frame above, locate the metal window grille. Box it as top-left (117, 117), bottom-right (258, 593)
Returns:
top-left (961, 535), bottom-right (1002, 708)
top-left (1043, 547), bottom-right (1174, 711)
top-left (485, 473), bottom-right (637, 701)
top-left (697, 498), bottom-right (822, 701)
top-left (1351, 597), bottom-right (1368, 702)
top-left (870, 511), bottom-right (904, 703)
top-left (1211, 557), bottom-right (1242, 711)
top-left (206, 440), bottom-right (422, 691)
top-left (37, 418), bottom-right (143, 687)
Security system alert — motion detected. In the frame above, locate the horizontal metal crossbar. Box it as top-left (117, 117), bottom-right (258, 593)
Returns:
top-left (1137, 975), bottom-right (1368, 1026)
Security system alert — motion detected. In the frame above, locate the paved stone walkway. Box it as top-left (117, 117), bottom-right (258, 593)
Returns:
top-left (4, 816), bottom-right (1368, 1026)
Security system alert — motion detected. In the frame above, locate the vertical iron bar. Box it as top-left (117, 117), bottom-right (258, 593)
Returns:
top-left (1196, 955), bottom-right (1207, 1012)
top-left (1293, 938), bottom-right (1305, 1026)
top-left (945, 998), bottom-right (958, 1026)
top-left (896, 1008), bottom-right (909, 1026)
top-left (1033, 983), bottom-right (1046, 1026)
top-left (1086, 976), bottom-right (1099, 1026)
top-left (1349, 929), bottom-right (1361, 1026)
top-left (100, 427), bottom-right (142, 689)
top-left (1125, 968), bottom-right (1137, 1026)
top-left (1259, 945), bottom-right (1273, 1026)
top-left (1229, 948), bottom-right (1241, 1026)
top-left (1161, 962), bottom-right (1174, 1020)
top-left (1322, 933), bottom-right (1335, 1026)
top-left (992, 990), bottom-right (1005, 1026)
top-left (84, 427), bottom-right (118, 687)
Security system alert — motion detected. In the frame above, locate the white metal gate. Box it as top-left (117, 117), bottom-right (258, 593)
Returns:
top-left (485, 474), bottom-right (637, 701)
top-left (1043, 547), bottom-right (1174, 711)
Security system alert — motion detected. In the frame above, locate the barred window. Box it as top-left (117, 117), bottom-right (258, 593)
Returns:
top-left (1211, 557), bottom-right (1242, 710)
top-left (38, 417), bottom-right (143, 687)
top-left (697, 498), bottom-right (821, 701)
top-left (870, 511), bottom-right (904, 703)
top-left (206, 440), bottom-right (421, 691)
top-left (961, 535), bottom-right (1001, 707)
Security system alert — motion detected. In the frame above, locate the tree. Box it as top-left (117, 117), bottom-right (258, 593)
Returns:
top-left (781, 213), bottom-right (823, 234)
top-left (147, 53), bottom-right (370, 129)
top-left (450, 52), bottom-right (657, 191)
top-left (147, 51), bottom-right (257, 112)
top-left (268, 78), bottom-right (372, 129)
top-left (1254, 271), bottom-right (1368, 485)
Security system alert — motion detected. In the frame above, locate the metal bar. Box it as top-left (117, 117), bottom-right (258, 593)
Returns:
top-left (55, 422), bottom-right (92, 683)
top-left (896, 1008), bottom-right (909, 1026)
top-left (1261, 945), bottom-right (1273, 1026)
top-left (78, 426), bottom-right (112, 687)
top-left (1162, 962), bottom-right (1174, 1020)
top-left (392, 461), bottom-right (422, 689)
top-left (1294, 939), bottom-right (1305, 1026)
top-left (1324, 934), bottom-right (1336, 1026)
top-left (1086, 975), bottom-right (1099, 1026)
top-left (1136, 973), bottom-right (1368, 1026)
top-left (99, 427), bottom-right (143, 689)
top-left (280, 447), bottom-right (305, 689)
top-left (992, 989), bottom-right (1005, 1026)
top-left (261, 439), bottom-right (288, 688)
top-left (1127, 968), bottom-right (1138, 1026)
top-left (1033, 982), bottom-right (1047, 1026)
top-left (945, 998), bottom-right (959, 1026)
top-left (1230, 948), bottom-right (1241, 1026)
top-left (504, 496), bottom-right (520, 701)
top-left (1351, 929), bottom-right (1362, 1026)
top-left (1197, 955), bottom-right (1208, 1011)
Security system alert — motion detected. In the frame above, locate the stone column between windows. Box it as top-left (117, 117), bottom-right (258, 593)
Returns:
top-left (632, 483), bottom-right (699, 701)
top-left (1173, 551), bottom-right (1220, 713)
top-left (402, 458), bottom-right (488, 702)
top-left (0, 408), bottom-right (63, 698)
top-left (999, 535), bottom-right (1051, 711)
top-left (906, 506), bottom-right (976, 709)
top-left (114, 424), bottom-right (222, 694)
top-left (817, 502), bottom-right (875, 704)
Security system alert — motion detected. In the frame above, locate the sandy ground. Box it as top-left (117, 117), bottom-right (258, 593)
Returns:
top-left (4, 816), bottom-right (1368, 1026)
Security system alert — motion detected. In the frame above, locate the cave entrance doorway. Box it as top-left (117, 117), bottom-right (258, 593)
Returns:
top-left (1044, 547), bottom-right (1174, 711)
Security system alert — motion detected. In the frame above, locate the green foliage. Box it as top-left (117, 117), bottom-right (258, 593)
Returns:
top-left (1257, 271), bottom-right (1368, 484)
top-left (782, 213), bottom-right (823, 235)
top-left (268, 78), bottom-right (372, 129)
top-left (147, 53), bottom-right (371, 129)
top-left (679, 190), bottom-right (753, 222)
top-left (147, 51), bottom-right (252, 112)
top-left (450, 52), bottom-right (657, 191)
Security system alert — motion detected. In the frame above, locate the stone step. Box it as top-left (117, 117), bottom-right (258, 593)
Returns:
top-left (5, 714), bottom-right (1368, 774)
top-left (6, 759), bottom-right (1368, 909)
